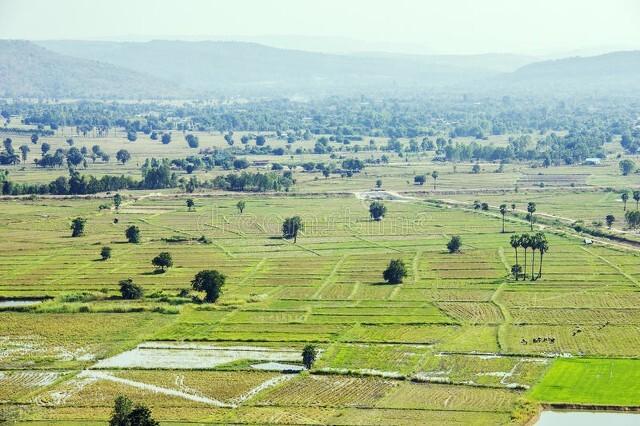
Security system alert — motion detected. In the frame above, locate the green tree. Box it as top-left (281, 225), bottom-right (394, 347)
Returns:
top-left (282, 216), bottom-right (303, 243)
top-left (237, 200), bottom-right (246, 214)
top-left (125, 225), bottom-right (141, 243)
top-left (119, 278), bottom-right (143, 299)
top-left (126, 131), bottom-right (137, 142)
top-left (101, 246), bottom-right (112, 261)
top-left (19, 144), bottom-right (29, 162)
top-left (622, 192), bottom-right (629, 211)
top-left (30, 133), bottom-right (39, 144)
top-left (383, 259), bottom-right (407, 284)
top-left (70, 217), bottom-right (86, 237)
top-left (41, 142), bottom-right (50, 155)
top-left (302, 344), bottom-right (318, 369)
top-left (499, 204), bottom-right (508, 233)
top-left (625, 210), bottom-right (640, 229)
top-left (185, 134), bottom-right (199, 148)
top-left (511, 264), bottom-right (522, 281)
top-left (152, 252), bottom-right (173, 272)
top-left (161, 133), bottom-right (171, 144)
top-left (447, 235), bottom-right (462, 253)
top-left (369, 201), bottom-right (387, 221)
top-left (126, 405), bottom-right (158, 426)
top-left (116, 149), bottom-right (131, 165)
top-left (520, 234), bottom-right (531, 278)
top-left (375, 179), bottom-right (382, 188)
top-left (527, 202), bottom-right (536, 231)
top-left (113, 193), bottom-right (122, 210)
top-left (606, 214), bottom-right (615, 229)
top-left (634, 191), bottom-right (640, 210)
top-left (471, 163), bottom-right (481, 174)
top-left (186, 198), bottom-right (195, 211)
top-left (191, 270), bottom-right (226, 303)
top-left (535, 232), bottom-right (549, 280)
top-left (619, 159), bottom-right (636, 176)
top-left (109, 395), bottom-right (132, 426)
top-left (510, 234), bottom-right (521, 280)
top-left (530, 233), bottom-right (539, 281)
top-left (109, 395), bottom-right (158, 426)
top-left (431, 170), bottom-right (439, 190)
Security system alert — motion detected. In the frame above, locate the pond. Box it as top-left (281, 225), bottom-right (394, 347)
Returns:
top-left (537, 410), bottom-right (640, 426)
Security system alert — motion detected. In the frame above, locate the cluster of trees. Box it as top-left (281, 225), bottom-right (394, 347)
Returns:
top-left (509, 232), bottom-right (549, 281)
top-left (414, 171), bottom-right (439, 189)
top-left (209, 171), bottom-right (293, 192)
top-left (437, 130), bottom-right (607, 165)
top-left (110, 395), bottom-right (158, 426)
top-left (1, 137), bottom-right (114, 168)
top-left (119, 269), bottom-right (225, 303)
top-left (13, 95), bottom-right (631, 143)
top-left (0, 158), bottom-right (175, 195)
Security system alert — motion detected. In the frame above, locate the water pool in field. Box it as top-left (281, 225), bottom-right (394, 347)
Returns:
top-left (93, 342), bottom-right (302, 369)
top-left (0, 299), bottom-right (43, 308)
top-left (537, 410), bottom-right (640, 425)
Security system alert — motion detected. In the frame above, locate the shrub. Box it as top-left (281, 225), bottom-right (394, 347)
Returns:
top-left (101, 246), bottom-right (112, 260)
top-left (447, 235), bottom-right (462, 253)
top-left (119, 279), bottom-right (144, 300)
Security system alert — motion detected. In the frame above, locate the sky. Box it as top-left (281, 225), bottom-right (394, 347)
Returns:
top-left (0, 0), bottom-right (639, 56)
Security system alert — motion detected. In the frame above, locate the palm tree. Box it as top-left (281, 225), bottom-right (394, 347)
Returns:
top-left (520, 234), bottom-right (531, 278)
top-left (634, 191), bottom-right (640, 210)
top-left (536, 233), bottom-right (549, 280)
top-left (527, 202), bottom-right (536, 231)
top-left (530, 234), bottom-right (539, 281)
top-left (499, 204), bottom-right (508, 233)
top-left (510, 234), bottom-right (521, 281)
top-left (431, 171), bottom-right (439, 190)
top-left (622, 192), bottom-right (629, 211)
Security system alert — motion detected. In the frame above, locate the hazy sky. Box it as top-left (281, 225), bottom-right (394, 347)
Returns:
top-left (0, 0), bottom-right (639, 55)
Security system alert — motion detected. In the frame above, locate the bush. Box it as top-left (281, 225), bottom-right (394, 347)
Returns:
top-left (119, 279), bottom-right (144, 300)
top-left (383, 259), bottom-right (407, 284)
top-left (101, 246), bottom-right (112, 260)
top-left (151, 252), bottom-right (173, 272)
top-left (447, 235), bottom-right (462, 253)
top-left (125, 225), bottom-right (141, 243)
top-left (302, 344), bottom-right (318, 369)
top-left (369, 201), bottom-right (387, 221)
top-left (191, 270), bottom-right (226, 303)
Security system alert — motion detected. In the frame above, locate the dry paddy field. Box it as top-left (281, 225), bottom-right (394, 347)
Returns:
top-left (2, 192), bottom-right (640, 424)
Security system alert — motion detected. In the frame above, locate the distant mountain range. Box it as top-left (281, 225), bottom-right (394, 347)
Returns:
top-left (0, 39), bottom-right (638, 99)
top-left (0, 40), bottom-right (187, 99)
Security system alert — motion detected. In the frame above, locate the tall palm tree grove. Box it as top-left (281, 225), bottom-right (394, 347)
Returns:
top-left (527, 202), bottom-right (536, 231)
top-left (535, 232), bottom-right (549, 279)
top-left (510, 234), bottom-right (521, 281)
top-left (499, 204), bottom-right (508, 233)
top-left (622, 192), bottom-right (629, 211)
top-left (520, 234), bottom-right (531, 278)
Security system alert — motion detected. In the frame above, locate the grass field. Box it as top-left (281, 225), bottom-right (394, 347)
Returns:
top-left (529, 358), bottom-right (640, 406)
top-left (4, 129), bottom-right (640, 423)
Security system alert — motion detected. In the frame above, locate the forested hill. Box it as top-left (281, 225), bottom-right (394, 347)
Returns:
top-left (3, 39), bottom-right (640, 98)
top-left (0, 40), bottom-right (188, 99)
top-left (499, 50), bottom-right (640, 94)
top-left (38, 40), bottom-right (503, 94)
